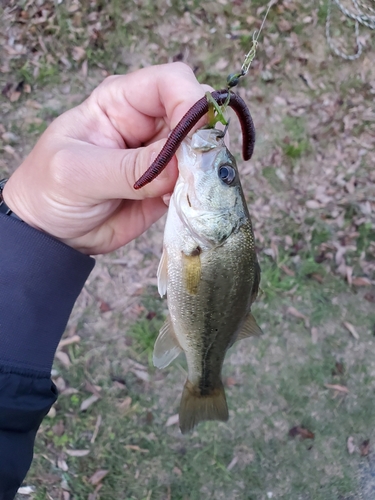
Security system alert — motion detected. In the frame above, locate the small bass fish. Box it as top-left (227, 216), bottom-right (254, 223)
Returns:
top-left (154, 128), bottom-right (261, 434)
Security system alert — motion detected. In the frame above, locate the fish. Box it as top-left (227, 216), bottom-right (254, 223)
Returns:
top-left (154, 127), bottom-right (261, 434)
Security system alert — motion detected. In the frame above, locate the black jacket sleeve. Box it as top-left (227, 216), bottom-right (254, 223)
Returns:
top-left (0, 214), bottom-right (95, 499)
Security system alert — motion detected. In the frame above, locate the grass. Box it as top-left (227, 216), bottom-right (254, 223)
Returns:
top-left (27, 257), bottom-right (375, 499)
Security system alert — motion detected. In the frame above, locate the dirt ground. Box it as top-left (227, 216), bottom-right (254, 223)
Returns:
top-left (1, 1), bottom-right (375, 499)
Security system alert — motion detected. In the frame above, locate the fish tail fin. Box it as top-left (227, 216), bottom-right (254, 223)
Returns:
top-left (179, 380), bottom-right (229, 434)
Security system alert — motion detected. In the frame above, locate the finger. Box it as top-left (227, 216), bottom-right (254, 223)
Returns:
top-left (86, 63), bottom-right (209, 146)
top-left (53, 138), bottom-right (179, 202)
top-left (64, 197), bottom-right (168, 254)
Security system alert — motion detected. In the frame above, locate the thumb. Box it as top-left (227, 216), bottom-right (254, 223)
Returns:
top-left (58, 138), bottom-right (179, 202)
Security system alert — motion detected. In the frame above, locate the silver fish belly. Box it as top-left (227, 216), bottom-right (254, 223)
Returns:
top-left (153, 128), bottom-right (261, 434)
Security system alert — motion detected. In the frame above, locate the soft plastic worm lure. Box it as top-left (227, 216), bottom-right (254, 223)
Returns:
top-left (133, 89), bottom-right (255, 190)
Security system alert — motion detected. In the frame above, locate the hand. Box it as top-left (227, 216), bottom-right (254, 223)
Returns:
top-left (3, 63), bottom-right (211, 254)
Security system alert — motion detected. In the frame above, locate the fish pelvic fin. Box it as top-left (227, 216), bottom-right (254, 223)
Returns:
top-left (179, 379), bottom-right (229, 434)
top-left (153, 315), bottom-right (182, 369)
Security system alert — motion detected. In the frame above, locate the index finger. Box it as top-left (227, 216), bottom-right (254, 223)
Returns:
top-left (89, 62), bottom-right (210, 148)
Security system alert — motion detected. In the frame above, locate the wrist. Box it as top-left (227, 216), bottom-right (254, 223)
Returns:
top-left (0, 179), bottom-right (24, 222)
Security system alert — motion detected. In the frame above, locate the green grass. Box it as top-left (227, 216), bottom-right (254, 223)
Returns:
top-left (26, 257), bottom-right (375, 499)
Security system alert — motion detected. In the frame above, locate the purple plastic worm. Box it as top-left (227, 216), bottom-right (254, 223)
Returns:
top-left (133, 89), bottom-right (255, 190)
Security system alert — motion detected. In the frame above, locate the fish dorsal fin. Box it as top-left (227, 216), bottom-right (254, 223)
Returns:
top-left (236, 312), bottom-right (263, 341)
top-left (157, 247), bottom-right (168, 298)
top-left (153, 316), bottom-right (182, 369)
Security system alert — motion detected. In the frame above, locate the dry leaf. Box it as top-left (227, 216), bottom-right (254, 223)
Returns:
top-left (9, 91), bottom-right (21, 102)
top-left (287, 306), bottom-right (310, 328)
top-left (132, 369), bottom-right (149, 382)
top-left (278, 19), bottom-right (292, 32)
top-left (124, 445), bottom-right (149, 453)
top-left (311, 327), bottom-right (318, 344)
top-left (351, 277), bottom-right (371, 286)
top-left (58, 335), bottom-right (81, 349)
top-left (360, 440), bottom-right (370, 456)
top-left (166, 414), bottom-right (179, 427)
top-left (288, 426), bottom-right (315, 440)
top-left (281, 265), bottom-right (295, 277)
top-left (89, 469), bottom-right (109, 486)
top-left (55, 350), bottom-right (71, 368)
top-left (325, 384), bottom-right (349, 393)
top-left (47, 406), bottom-right (56, 418)
top-left (65, 449), bottom-right (90, 457)
top-left (343, 322), bottom-right (359, 340)
top-left (305, 200), bottom-right (321, 209)
top-left (57, 458), bottom-right (68, 471)
top-left (227, 456), bottom-right (238, 471)
top-left (17, 486), bottom-right (35, 495)
top-left (80, 395), bottom-right (99, 411)
top-left (347, 436), bottom-right (355, 454)
top-left (72, 46), bottom-right (86, 62)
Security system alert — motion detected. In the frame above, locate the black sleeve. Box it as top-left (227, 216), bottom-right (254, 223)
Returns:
top-left (0, 214), bottom-right (95, 499)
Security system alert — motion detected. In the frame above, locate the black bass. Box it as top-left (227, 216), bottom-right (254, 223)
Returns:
top-left (154, 128), bottom-right (261, 434)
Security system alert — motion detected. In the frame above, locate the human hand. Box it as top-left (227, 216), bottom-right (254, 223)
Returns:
top-left (3, 63), bottom-right (211, 254)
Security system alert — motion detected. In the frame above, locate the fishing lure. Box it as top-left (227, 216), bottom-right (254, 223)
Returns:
top-left (133, 90), bottom-right (255, 189)
top-left (133, 1), bottom-right (273, 190)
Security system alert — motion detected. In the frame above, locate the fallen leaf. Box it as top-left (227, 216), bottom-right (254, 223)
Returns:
top-left (80, 395), bottom-right (99, 411)
top-left (288, 426), bottom-right (315, 440)
top-left (65, 449), bottom-right (90, 457)
top-left (89, 469), bottom-right (109, 486)
top-left (343, 321), bottom-right (359, 340)
top-left (166, 414), bottom-right (179, 427)
top-left (305, 200), bottom-right (321, 209)
top-left (347, 436), bottom-right (355, 454)
top-left (173, 466), bottom-right (182, 476)
top-left (278, 19), bottom-right (292, 32)
top-left (311, 327), bottom-right (318, 344)
top-left (227, 456), bottom-right (238, 471)
top-left (360, 440), bottom-right (370, 456)
top-left (57, 458), bottom-right (68, 471)
top-left (47, 406), bottom-right (56, 418)
top-left (132, 369), bottom-right (149, 382)
top-left (55, 350), bottom-right (71, 368)
top-left (352, 277), bottom-right (371, 286)
top-left (9, 91), bottom-right (21, 102)
top-left (99, 300), bottom-right (111, 313)
top-left (287, 306), bottom-right (310, 328)
top-left (310, 273), bottom-right (324, 283)
top-left (225, 377), bottom-right (238, 387)
top-left (324, 384), bottom-right (349, 393)
top-left (17, 486), bottom-right (35, 495)
top-left (281, 265), bottom-right (295, 277)
top-left (124, 445), bottom-right (149, 453)
top-left (58, 335), bottom-right (81, 349)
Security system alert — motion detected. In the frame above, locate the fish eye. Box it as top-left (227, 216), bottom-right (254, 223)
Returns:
top-left (218, 165), bottom-right (236, 185)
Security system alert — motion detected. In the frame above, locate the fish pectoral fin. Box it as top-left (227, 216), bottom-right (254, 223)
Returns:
top-left (153, 316), bottom-right (182, 369)
top-left (236, 312), bottom-right (263, 341)
top-left (179, 380), bottom-right (229, 434)
top-left (157, 247), bottom-right (168, 298)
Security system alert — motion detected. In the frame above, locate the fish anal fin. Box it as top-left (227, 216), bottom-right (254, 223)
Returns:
top-left (157, 247), bottom-right (168, 297)
top-left (179, 380), bottom-right (228, 434)
top-left (153, 316), bottom-right (182, 369)
top-left (236, 312), bottom-right (263, 341)
top-left (182, 249), bottom-right (201, 295)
